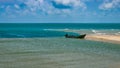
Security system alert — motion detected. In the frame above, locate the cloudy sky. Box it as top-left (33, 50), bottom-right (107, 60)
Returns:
top-left (0, 0), bottom-right (120, 23)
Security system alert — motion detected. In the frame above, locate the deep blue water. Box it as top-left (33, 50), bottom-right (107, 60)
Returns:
top-left (0, 23), bottom-right (120, 38)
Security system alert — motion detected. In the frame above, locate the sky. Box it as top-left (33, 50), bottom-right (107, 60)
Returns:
top-left (0, 0), bottom-right (120, 23)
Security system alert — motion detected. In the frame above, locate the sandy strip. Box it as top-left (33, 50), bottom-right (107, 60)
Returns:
top-left (85, 34), bottom-right (120, 44)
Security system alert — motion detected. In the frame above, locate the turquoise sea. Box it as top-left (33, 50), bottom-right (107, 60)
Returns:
top-left (0, 23), bottom-right (120, 38)
top-left (0, 23), bottom-right (120, 68)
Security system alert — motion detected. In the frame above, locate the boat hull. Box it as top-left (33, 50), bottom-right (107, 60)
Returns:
top-left (65, 34), bottom-right (86, 39)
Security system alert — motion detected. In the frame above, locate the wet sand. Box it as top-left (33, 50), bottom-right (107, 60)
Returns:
top-left (85, 34), bottom-right (120, 44)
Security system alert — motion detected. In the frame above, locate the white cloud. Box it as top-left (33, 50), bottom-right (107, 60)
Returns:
top-left (99, 0), bottom-right (120, 10)
top-left (24, 0), bottom-right (86, 14)
top-left (14, 4), bottom-right (20, 9)
top-left (54, 0), bottom-right (87, 9)
top-left (1, 0), bottom-right (88, 17)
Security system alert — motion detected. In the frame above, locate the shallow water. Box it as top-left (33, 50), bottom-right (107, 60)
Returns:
top-left (0, 38), bottom-right (120, 68)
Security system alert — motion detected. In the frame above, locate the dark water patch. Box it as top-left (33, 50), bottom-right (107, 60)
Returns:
top-left (0, 30), bottom-right (78, 38)
top-left (0, 23), bottom-right (120, 29)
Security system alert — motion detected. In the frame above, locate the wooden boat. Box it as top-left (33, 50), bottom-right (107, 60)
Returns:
top-left (65, 34), bottom-right (86, 39)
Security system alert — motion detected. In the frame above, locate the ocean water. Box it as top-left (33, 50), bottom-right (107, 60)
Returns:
top-left (0, 23), bottom-right (120, 68)
top-left (0, 23), bottom-right (120, 38)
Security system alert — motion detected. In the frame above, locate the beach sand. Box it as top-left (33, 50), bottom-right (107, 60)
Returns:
top-left (85, 34), bottom-right (120, 44)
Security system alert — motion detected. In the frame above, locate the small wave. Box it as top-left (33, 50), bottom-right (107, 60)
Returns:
top-left (91, 30), bottom-right (106, 35)
top-left (43, 29), bottom-right (55, 31)
top-left (115, 32), bottom-right (120, 35)
top-left (92, 30), bottom-right (99, 33)
top-left (43, 28), bottom-right (70, 31)
top-left (8, 33), bottom-right (25, 37)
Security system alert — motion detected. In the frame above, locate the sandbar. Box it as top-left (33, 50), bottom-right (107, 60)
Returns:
top-left (85, 34), bottom-right (120, 44)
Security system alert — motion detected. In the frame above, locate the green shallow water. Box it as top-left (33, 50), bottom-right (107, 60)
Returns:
top-left (0, 37), bottom-right (120, 68)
